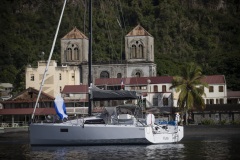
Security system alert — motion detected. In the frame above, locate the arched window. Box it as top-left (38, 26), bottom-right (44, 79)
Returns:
top-left (74, 48), bottom-right (79, 60)
top-left (154, 85), bottom-right (158, 92)
top-left (65, 43), bottom-right (80, 61)
top-left (67, 48), bottom-right (72, 61)
top-left (136, 72), bottom-right (141, 77)
top-left (131, 45), bottom-right (137, 58)
top-left (117, 73), bottom-right (122, 78)
top-left (139, 44), bottom-right (143, 58)
top-left (162, 85), bottom-right (166, 92)
top-left (100, 71), bottom-right (109, 78)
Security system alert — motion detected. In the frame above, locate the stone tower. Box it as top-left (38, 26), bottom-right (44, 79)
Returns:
top-left (60, 25), bottom-right (156, 84)
top-left (125, 24), bottom-right (154, 63)
top-left (61, 27), bottom-right (88, 65)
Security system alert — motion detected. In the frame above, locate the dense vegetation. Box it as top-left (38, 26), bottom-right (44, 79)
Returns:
top-left (0, 0), bottom-right (240, 94)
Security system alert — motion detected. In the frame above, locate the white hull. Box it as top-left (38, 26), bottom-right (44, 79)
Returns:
top-left (30, 123), bottom-right (184, 145)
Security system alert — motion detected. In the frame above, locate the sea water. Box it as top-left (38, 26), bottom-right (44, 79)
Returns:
top-left (0, 126), bottom-right (240, 160)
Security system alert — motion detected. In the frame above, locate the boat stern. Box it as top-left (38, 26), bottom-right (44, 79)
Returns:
top-left (177, 126), bottom-right (184, 141)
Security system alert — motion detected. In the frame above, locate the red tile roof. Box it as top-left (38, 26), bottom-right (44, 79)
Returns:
top-left (95, 76), bottom-right (173, 85)
top-left (62, 27), bottom-right (88, 39)
top-left (0, 108), bottom-right (56, 115)
top-left (62, 85), bottom-right (88, 94)
top-left (227, 91), bottom-right (240, 98)
top-left (201, 75), bottom-right (225, 84)
top-left (126, 24), bottom-right (152, 37)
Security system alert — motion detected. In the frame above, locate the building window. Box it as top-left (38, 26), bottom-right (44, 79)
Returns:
top-left (100, 71), bottom-right (109, 78)
top-left (67, 48), bottom-right (72, 61)
top-left (59, 73), bottom-right (62, 80)
top-left (30, 74), bottom-right (34, 81)
top-left (60, 86), bottom-right (62, 92)
top-left (209, 86), bottom-right (214, 92)
top-left (163, 98), bottom-right (168, 106)
top-left (117, 73), bottom-right (122, 78)
top-left (162, 85), bottom-right (166, 92)
top-left (71, 73), bottom-right (75, 80)
top-left (153, 98), bottom-right (158, 106)
top-left (154, 85), bottom-right (158, 92)
top-left (135, 72), bottom-right (141, 77)
top-left (210, 99), bottom-right (214, 104)
top-left (141, 86), bottom-right (147, 90)
top-left (131, 45), bottom-right (137, 58)
top-left (216, 99), bottom-right (219, 104)
top-left (138, 44), bottom-right (144, 58)
top-left (219, 86), bottom-right (223, 92)
top-left (74, 48), bottom-right (79, 60)
top-left (206, 99), bottom-right (209, 104)
top-left (220, 99), bottom-right (224, 104)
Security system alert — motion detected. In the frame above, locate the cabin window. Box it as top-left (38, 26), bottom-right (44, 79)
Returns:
top-left (219, 86), bottom-right (223, 92)
top-left (60, 128), bottom-right (68, 132)
top-left (100, 71), bottom-right (109, 78)
top-left (209, 86), bottom-right (214, 92)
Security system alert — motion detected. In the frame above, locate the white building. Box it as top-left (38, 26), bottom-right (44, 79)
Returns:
top-left (26, 60), bottom-right (80, 97)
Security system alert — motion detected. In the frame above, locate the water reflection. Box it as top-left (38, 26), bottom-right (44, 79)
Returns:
top-left (145, 144), bottom-right (185, 159)
top-left (1, 131), bottom-right (240, 160)
top-left (30, 144), bottom-right (186, 160)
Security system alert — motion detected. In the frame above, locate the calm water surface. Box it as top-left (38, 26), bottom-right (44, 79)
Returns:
top-left (0, 127), bottom-right (240, 160)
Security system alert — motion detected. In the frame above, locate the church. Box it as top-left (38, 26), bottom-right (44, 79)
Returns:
top-left (26, 24), bottom-right (156, 97)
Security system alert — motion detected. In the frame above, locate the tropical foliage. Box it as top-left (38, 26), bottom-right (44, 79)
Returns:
top-left (0, 0), bottom-right (240, 94)
top-left (170, 62), bottom-right (208, 125)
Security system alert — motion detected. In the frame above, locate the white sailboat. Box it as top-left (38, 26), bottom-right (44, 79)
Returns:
top-left (29, 0), bottom-right (184, 145)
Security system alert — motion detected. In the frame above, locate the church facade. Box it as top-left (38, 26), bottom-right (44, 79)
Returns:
top-left (25, 25), bottom-right (156, 97)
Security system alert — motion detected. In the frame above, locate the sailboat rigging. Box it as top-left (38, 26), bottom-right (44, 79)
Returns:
top-left (88, 0), bottom-right (92, 116)
top-left (31, 0), bottom-right (67, 122)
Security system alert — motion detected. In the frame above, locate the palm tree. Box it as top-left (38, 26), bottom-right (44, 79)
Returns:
top-left (170, 62), bottom-right (208, 125)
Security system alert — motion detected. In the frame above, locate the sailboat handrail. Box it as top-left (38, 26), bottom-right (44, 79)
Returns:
top-left (31, 0), bottom-right (68, 122)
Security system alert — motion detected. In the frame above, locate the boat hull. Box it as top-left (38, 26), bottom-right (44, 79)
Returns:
top-left (29, 123), bottom-right (184, 145)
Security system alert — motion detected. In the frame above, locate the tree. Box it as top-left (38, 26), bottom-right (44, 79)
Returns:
top-left (170, 62), bottom-right (208, 125)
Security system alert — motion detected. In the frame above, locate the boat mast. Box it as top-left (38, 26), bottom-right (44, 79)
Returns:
top-left (88, 0), bottom-right (92, 116)
top-left (31, 0), bottom-right (67, 122)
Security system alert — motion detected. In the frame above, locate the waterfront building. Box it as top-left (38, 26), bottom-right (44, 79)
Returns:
top-left (25, 25), bottom-right (156, 97)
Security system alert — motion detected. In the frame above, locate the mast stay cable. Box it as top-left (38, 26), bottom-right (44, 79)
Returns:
top-left (31, 0), bottom-right (68, 122)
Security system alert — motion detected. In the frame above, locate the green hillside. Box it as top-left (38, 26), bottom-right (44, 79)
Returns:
top-left (0, 0), bottom-right (240, 94)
